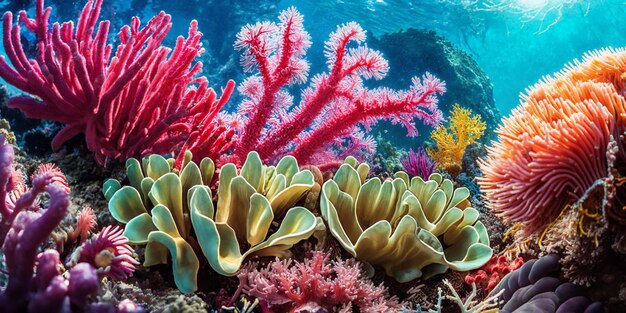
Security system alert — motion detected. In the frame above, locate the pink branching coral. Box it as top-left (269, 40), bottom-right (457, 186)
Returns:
top-left (465, 255), bottom-right (524, 292)
top-left (235, 250), bottom-right (403, 313)
top-left (76, 225), bottom-right (138, 281)
top-left (0, 0), bottom-right (233, 164)
top-left (229, 8), bottom-right (445, 166)
top-left (401, 147), bottom-right (437, 179)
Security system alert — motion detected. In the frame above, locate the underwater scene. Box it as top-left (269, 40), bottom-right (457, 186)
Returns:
top-left (0, 0), bottom-right (625, 312)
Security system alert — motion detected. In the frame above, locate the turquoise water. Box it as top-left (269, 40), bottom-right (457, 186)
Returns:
top-left (279, 0), bottom-right (626, 114)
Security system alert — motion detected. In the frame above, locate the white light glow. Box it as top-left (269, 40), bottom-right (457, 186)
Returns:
top-left (516, 0), bottom-right (550, 10)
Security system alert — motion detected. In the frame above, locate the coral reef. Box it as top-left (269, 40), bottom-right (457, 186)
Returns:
top-left (3, 0), bottom-right (624, 311)
top-left (228, 8), bottom-right (445, 166)
top-left (320, 158), bottom-right (492, 282)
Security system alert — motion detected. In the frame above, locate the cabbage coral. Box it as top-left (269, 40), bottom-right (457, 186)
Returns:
top-left (105, 151), bottom-right (317, 292)
top-left (105, 153), bottom-right (208, 293)
top-left (320, 159), bottom-right (492, 282)
top-left (189, 152), bottom-right (317, 276)
top-left (478, 47), bottom-right (626, 235)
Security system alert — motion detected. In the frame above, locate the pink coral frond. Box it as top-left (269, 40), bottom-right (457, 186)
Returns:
top-left (234, 21), bottom-right (278, 73)
top-left (324, 22), bottom-right (366, 68)
top-left (344, 45), bottom-right (389, 80)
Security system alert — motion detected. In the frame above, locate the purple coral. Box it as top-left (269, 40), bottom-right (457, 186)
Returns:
top-left (401, 147), bottom-right (437, 179)
top-left (0, 135), bottom-right (100, 312)
top-left (235, 250), bottom-right (403, 313)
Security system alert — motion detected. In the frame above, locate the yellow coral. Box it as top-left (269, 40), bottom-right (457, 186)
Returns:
top-left (427, 104), bottom-right (485, 173)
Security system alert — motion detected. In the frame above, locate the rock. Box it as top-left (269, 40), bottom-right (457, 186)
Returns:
top-left (369, 28), bottom-right (501, 147)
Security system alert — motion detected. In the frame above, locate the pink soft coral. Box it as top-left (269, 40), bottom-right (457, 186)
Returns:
top-left (235, 250), bottom-right (403, 313)
top-left (0, 0), bottom-right (233, 164)
top-left (229, 8), bottom-right (445, 167)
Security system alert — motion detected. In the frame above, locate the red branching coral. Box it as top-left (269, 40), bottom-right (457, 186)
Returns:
top-left (0, 0), bottom-right (233, 164)
top-left (76, 225), bottom-right (138, 281)
top-left (236, 250), bottom-right (403, 313)
top-left (478, 47), bottom-right (626, 234)
top-left (229, 7), bottom-right (444, 166)
top-left (465, 255), bottom-right (524, 292)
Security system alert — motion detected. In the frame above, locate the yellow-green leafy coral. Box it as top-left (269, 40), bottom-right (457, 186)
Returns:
top-left (189, 152), bottom-right (317, 276)
top-left (319, 159), bottom-right (492, 283)
top-left (427, 104), bottom-right (486, 173)
top-left (104, 153), bottom-right (210, 293)
top-left (104, 152), bottom-right (317, 292)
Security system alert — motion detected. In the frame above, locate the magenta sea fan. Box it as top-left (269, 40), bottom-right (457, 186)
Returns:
top-left (228, 7), bottom-right (445, 167)
top-left (401, 147), bottom-right (437, 179)
top-left (0, 0), bottom-right (233, 164)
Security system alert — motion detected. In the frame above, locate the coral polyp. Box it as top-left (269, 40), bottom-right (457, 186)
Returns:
top-left (75, 225), bottom-right (139, 281)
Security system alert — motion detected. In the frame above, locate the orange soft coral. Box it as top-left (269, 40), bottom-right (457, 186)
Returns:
top-left (478, 47), bottom-right (626, 235)
top-left (427, 103), bottom-right (485, 174)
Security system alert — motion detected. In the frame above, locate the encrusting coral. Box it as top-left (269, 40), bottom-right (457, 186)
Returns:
top-left (105, 151), bottom-right (317, 293)
top-left (427, 104), bottom-right (485, 175)
top-left (319, 157), bottom-right (492, 282)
